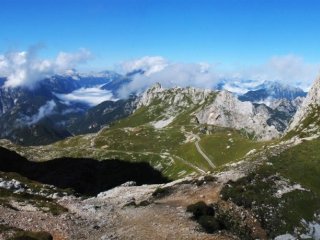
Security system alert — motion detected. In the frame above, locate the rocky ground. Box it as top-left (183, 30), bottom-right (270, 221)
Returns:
top-left (0, 171), bottom-right (267, 240)
top-left (0, 175), bottom-right (233, 240)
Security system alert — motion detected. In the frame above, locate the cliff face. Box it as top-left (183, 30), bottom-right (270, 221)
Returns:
top-left (137, 83), bottom-right (213, 108)
top-left (137, 84), bottom-right (285, 140)
top-left (196, 90), bottom-right (280, 140)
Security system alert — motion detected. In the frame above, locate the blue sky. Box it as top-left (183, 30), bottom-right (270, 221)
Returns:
top-left (1, 0), bottom-right (320, 69)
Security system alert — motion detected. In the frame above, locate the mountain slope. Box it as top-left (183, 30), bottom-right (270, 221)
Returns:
top-left (2, 80), bottom-right (320, 239)
top-left (0, 72), bottom-right (132, 145)
top-left (287, 76), bottom-right (320, 138)
top-left (0, 84), bottom-right (272, 179)
top-left (220, 138), bottom-right (320, 238)
top-left (67, 96), bottom-right (137, 134)
top-left (0, 83), bottom-right (81, 145)
top-left (196, 90), bottom-right (280, 140)
top-left (215, 76), bottom-right (320, 238)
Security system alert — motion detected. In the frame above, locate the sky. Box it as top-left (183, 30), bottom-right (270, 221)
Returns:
top-left (0, 0), bottom-right (320, 90)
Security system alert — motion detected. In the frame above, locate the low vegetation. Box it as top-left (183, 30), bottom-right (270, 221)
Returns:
top-left (187, 201), bottom-right (224, 233)
top-left (284, 106), bottom-right (320, 139)
top-left (0, 188), bottom-right (68, 215)
top-left (186, 201), bottom-right (259, 239)
top-left (221, 139), bottom-right (320, 238)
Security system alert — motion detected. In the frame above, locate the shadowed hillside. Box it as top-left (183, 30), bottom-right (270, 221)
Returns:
top-left (0, 147), bottom-right (168, 196)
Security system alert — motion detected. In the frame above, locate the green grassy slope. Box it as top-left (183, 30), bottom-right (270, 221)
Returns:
top-left (285, 106), bottom-right (320, 140)
top-left (221, 138), bottom-right (320, 238)
top-left (1, 126), bottom-right (268, 180)
top-left (0, 89), bottom-right (269, 179)
top-left (199, 129), bottom-right (265, 166)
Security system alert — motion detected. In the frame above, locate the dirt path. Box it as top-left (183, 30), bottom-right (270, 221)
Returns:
top-left (190, 133), bottom-right (216, 170)
top-left (195, 140), bottom-right (216, 169)
top-left (173, 155), bottom-right (207, 174)
top-left (78, 181), bottom-right (235, 240)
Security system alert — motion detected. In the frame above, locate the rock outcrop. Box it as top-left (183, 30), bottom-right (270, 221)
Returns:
top-left (137, 83), bottom-right (213, 108)
top-left (196, 90), bottom-right (280, 140)
top-left (137, 85), bottom-right (285, 140)
top-left (269, 97), bottom-right (304, 112)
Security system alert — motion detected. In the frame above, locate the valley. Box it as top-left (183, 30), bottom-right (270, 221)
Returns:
top-left (0, 75), bottom-right (319, 239)
top-left (1, 2), bottom-right (320, 239)
top-left (0, 83), bottom-right (273, 179)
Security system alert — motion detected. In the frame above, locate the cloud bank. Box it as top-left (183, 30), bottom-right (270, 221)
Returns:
top-left (224, 55), bottom-right (320, 91)
top-left (118, 55), bottom-right (320, 97)
top-left (0, 47), bottom-right (91, 88)
top-left (55, 87), bottom-right (114, 106)
top-left (1, 47), bottom-right (318, 97)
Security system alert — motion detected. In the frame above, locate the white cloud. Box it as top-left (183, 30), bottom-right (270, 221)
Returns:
top-left (1, 49), bottom-right (319, 95)
top-left (21, 100), bottom-right (57, 125)
top-left (117, 61), bottom-right (220, 98)
top-left (120, 56), bottom-right (168, 76)
top-left (55, 49), bottom-right (91, 71)
top-left (117, 55), bottom-right (320, 97)
top-left (225, 55), bottom-right (320, 91)
top-left (55, 87), bottom-right (114, 106)
top-left (0, 47), bottom-right (91, 88)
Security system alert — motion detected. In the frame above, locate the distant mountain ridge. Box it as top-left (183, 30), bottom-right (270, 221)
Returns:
top-left (0, 71), bottom-right (308, 145)
top-left (136, 83), bottom-right (299, 140)
top-left (68, 96), bottom-right (137, 135)
top-left (0, 82), bottom-right (307, 180)
top-left (238, 81), bottom-right (307, 102)
top-left (0, 72), bottom-right (133, 145)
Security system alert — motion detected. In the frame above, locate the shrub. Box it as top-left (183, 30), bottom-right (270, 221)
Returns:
top-left (186, 201), bottom-right (214, 219)
top-left (198, 215), bottom-right (221, 233)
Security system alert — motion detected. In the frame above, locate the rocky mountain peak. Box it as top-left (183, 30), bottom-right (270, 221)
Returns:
top-left (152, 82), bottom-right (162, 90)
top-left (268, 97), bottom-right (304, 115)
top-left (135, 85), bottom-right (298, 140)
top-left (137, 84), bottom-right (213, 109)
top-left (196, 90), bottom-right (280, 140)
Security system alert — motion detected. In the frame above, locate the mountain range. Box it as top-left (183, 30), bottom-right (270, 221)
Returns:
top-left (238, 80), bottom-right (307, 102)
top-left (1, 70), bottom-right (319, 239)
top-left (0, 70), bottom-right (307, 145)
top-left (0, 72), bottom-right (133, 145)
